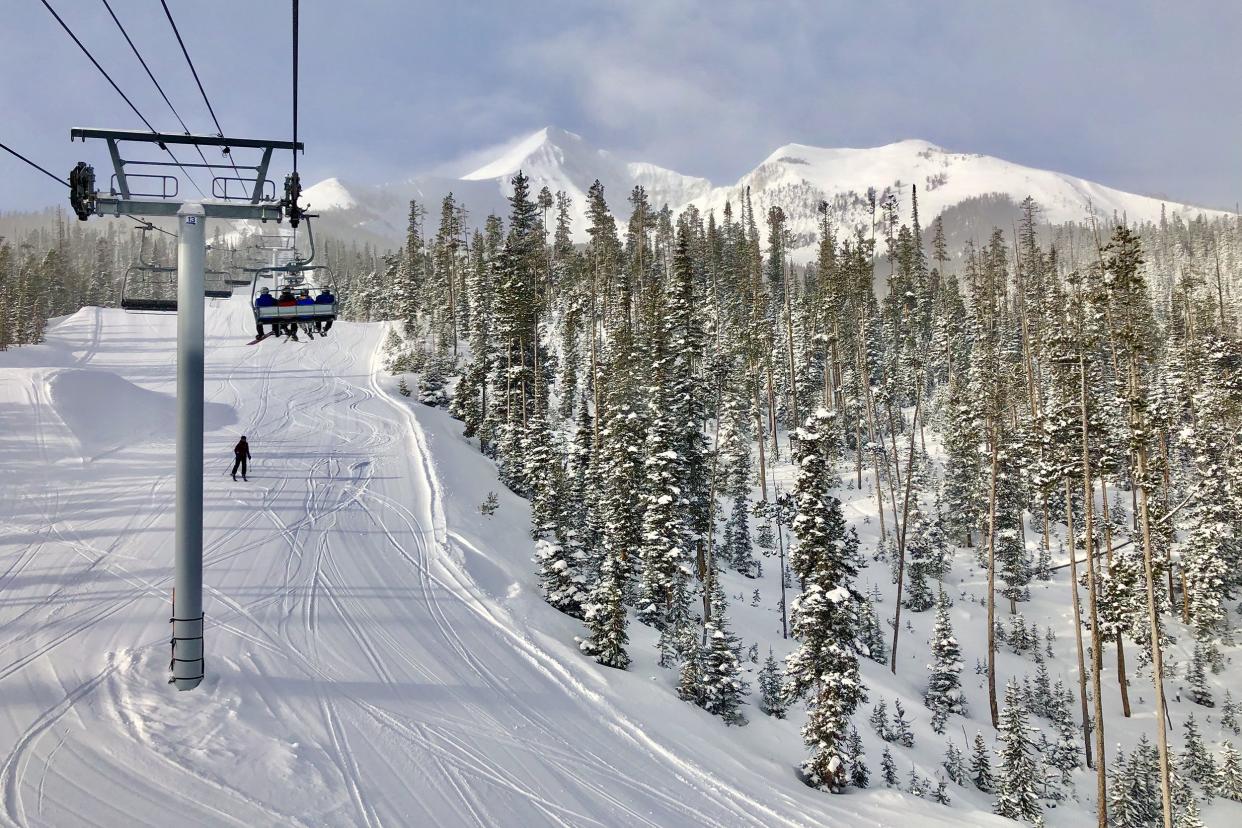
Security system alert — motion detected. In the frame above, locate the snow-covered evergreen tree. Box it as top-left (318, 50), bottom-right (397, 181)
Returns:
top-left (845, 726), bottom-right (869, 789)
top-left (881, 746), bottom-right (899, 788)
top-left (925, 588), bottom-right (965, 733)
top-left (758, 649), bottom-right (787, 719)
top-left (892, 699), bottom-right (914, 748)
top-left (1222, 690), bottom-right (1241, 735)
top-left (994, 679), bottom-right (1041, 822)
top-left (697, 571), bottom-right (748, 724)
top-left (579, 543), bottom-right (630, 669)
top-left (1178, 714), bottom-right (1216, 786)
top-left (943, 742), bottom-right (966, 786)
top-left (1187, 642), bottom-right (1213, 707)
top-left (971, 732), bottom-right (994, 793)
top-left (1217, 740), bottom-right (1242, 801)
top-left (782, 408), bottom-right (865, 790)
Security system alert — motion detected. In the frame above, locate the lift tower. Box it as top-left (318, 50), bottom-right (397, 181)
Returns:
top-left (69, 128), bottom-right (304, 690)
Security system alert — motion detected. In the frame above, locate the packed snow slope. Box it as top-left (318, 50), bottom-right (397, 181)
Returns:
top-left (0, 297), bottom-right (983, 827)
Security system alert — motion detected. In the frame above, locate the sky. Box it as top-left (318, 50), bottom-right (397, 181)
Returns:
top-left (2, 0), bottom-right (1240, 212)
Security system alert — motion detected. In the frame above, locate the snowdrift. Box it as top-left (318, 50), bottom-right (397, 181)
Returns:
top-left (47, 368), bottom-right (236, 460)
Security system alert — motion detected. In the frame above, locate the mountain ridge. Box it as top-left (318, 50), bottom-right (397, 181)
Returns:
top-left (302, 127), bottom-right (1231, 255)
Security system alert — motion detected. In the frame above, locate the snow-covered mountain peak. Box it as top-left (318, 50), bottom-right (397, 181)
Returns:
top-left (303, 130), bottom-right (1226, 253)
top-left (300, 176), bottom-right (357, 211)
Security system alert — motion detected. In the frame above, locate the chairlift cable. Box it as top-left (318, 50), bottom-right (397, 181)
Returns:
top-left (1, 139), bottom-right (175, 238)
top-left (40, 0), bottom-right (156, 132)
top-left (99, 0), bottom-right (215, 180)
top-left (0, 140), bottom-right (69, 186)
top-left (40, 0), bottom-right (209, 200)
top-left (158, 0), bottom-right (250, 200)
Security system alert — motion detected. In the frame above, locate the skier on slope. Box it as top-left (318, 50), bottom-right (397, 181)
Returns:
top-left (231, 436), bottom-right (251, 481)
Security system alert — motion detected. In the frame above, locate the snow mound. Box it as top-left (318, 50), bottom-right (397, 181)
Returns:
top-left (48, 368), bottom-right (236, 460)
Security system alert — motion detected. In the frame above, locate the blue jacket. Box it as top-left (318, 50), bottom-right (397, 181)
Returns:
top-left (296, 296), bottom-right (315, 306)
top-left (315, 292), bottom-right (335, 304)
top-left (255, 294), bottom-right (276, 307)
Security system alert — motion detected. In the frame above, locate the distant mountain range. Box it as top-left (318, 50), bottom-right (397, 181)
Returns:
top-left (301, 126), bottom-right (1230, 258)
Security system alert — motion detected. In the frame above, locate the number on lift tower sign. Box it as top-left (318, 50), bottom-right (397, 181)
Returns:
top-left (185, 216), bottom-right (197, 225)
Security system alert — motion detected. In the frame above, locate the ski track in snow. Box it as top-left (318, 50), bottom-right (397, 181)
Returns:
top-left (2, 298), bottom-right (933, 828)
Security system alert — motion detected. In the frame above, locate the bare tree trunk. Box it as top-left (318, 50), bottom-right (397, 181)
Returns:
top-left (1099, 475), bottom-right (1132, 717)
top-left (774, 483), bottom-right (788, 640)
top-left (986, 420), bottom-right (1000, 729)
top-left (889, 381), bottom-right (923, 673)
top-left (1080, 353), bottom-right (1108, 828)
top-left (766, 361), bottom-right (778, 461)
top-left (1065, 477), bottom-right (1095, 770)
top-left (754, 371), bottom-right (768, 502)
top-left (785, 266), bottom-right (799, 429)
top-left (859, 340), bottom-right (888, 540)
top-left (1131, 358), bottom-right (1173, 828)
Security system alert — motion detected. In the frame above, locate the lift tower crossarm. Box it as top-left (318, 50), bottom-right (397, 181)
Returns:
top-left (91, 198), bottom-right (284, 222)
top-left (71, 128), bottom-right (303, 152)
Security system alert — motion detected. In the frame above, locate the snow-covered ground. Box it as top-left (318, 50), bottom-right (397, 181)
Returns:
top-left (0, 297), bottom-right (990, 827)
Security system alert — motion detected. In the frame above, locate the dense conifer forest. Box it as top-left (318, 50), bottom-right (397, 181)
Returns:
top-left (7, 179), bottom-right (1242, 825)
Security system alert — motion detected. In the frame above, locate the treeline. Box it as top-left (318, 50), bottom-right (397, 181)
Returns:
top-left (0, 208), bottom-right (310, 349)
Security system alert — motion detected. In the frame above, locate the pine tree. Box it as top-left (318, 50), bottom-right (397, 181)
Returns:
top-left (970, 732), bottom-right (994, 793)
top-left (1029, 647), bottom-right (1052, 719)
top-left (845, 726), bottom-right (870, 789)
top-left (1045, 681), bottom-right (1081, 782)
top-left (892, 699), bottom-right (914, 747)
top-left (1177, 714), bottom-right (1217, 786)
top-left (782, 409), bottom-right (865, 790)
top-left (635, 378), bottom-right (691, 629)
top-left (1217, 740), bottom-right (1242, 801)
top-left (758, 649), bottom-right (787, 718)
top-left (994, 680), bottom-right (1041, 822)
top-left (925, 589), bottom-right (965, 733)
top-left (1174, 793), bottom-right (1205, 828)
top-left (907, 766), bottom-right (927, 798)
top-left (677, 635), bottom-right (705, 705)
top-left (932, 776), bottom-right (951, 805)
top-left (870, 700), bottom-right (890, 740)
top-left (579, 543), bottom-right (630, 669)
top-left (1222, 690), bottom-right (1241, 735)
top-left (698, 571), bottom-right (748, 725)
top-left (857, 593), bottom-right (888, 665)
top-left (1108, 746), bottom-right (1150, 828)
top-left (1187, 642), bottom-right (1213, 707)
top-left (943, 742), bottom-right (966, 785)
top-left (881, 746), bottom-right (899, 787)
top-left (789, 409), bottom-right (851, 585)
top-left (902, 504), bottom-right (948, 611)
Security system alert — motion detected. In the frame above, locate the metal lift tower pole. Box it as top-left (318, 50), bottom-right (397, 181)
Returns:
top-left (171, 202), bottom-right (206, 690)
top-left (69, 128), bottom-right (302, 690)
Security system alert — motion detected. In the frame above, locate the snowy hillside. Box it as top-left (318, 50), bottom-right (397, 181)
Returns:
top-left (0, 298), bottom-right (979, 827)
top-left (302, 130), bottom-right (1227, 253)
top-left (688, 138), bottom-right (1231, 260)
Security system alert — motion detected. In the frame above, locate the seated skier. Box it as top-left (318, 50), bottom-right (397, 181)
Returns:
top-left (314, 288), bottom-right (335, 334)
top-left (253, 286), bottom-right (276, 339)
top-left (293, 289), bottom-right (316, 341)
top-left (276, 287), bottom-right (298, 337)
